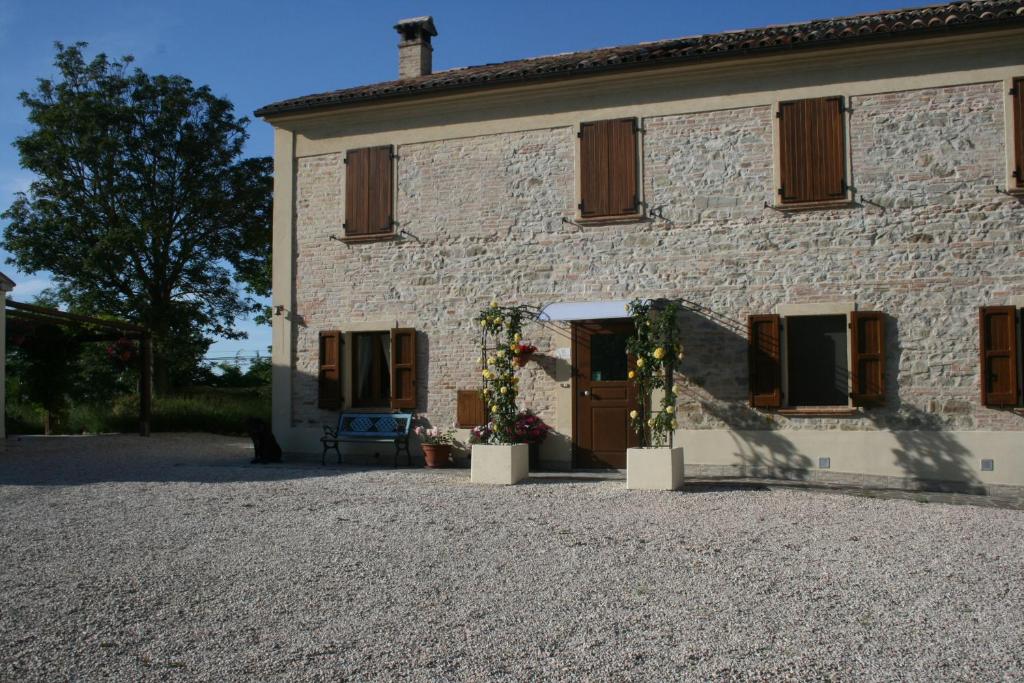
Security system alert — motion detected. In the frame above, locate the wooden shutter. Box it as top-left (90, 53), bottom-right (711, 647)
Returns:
top-left (318, 331), bottom-right (343, 409)
top-left (748, 314), bottom-right (782, 408)
top-left (345, 145), bottom-right (393, 236)
top-left (1013, 78), bottom-right (1023, 189)
top-left (979, 306), bottom-right (1019, 406)
top-left (389, 328), bottom-right (417, 410)
top-left (456, 389), bottom-right (486, 427)
top-left (579, 119), bottom-right (638, 218)
top-left (850, 311), bottom-right (886, 406)
top-left (778, 97), bottom-right (846, 204)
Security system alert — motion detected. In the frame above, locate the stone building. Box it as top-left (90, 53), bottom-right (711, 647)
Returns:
top-left (257, 1), bottom-right (1024, 493)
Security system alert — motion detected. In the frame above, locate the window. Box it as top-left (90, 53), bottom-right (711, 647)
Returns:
top-left (352, 332), bottom-right (391, 407)
top-left (316, 327), bottom-right (418, 411)
top-left (747, 310), bottom-right (885, 409)
top-left (1012, 78), bottom-right (1023, 190)
top-left (344, 145), bottom-right (394, 237)
top-left (578, 118), bottom-right (639, 219)
top-left (979, 306), bottom-right (1020, 407)
top-left (777, 97), bottom-right (847, 205)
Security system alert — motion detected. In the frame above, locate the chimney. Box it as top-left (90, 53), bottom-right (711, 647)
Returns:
top-left (394, 16), bottom-right (437, 79)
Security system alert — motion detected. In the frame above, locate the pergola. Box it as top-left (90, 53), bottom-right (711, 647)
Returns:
top-left (5, 300), bottom-right (153, 436)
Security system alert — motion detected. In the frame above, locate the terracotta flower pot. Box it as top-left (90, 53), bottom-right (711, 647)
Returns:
top-left (422, 443), bottom-right (452, 468)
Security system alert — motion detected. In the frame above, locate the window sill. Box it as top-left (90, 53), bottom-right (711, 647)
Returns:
top-left (573, 213), bottom-right (648, 227)
top-left (771, 199), bottom-right (856, 212)
top-left (340, 232), bottom-right (397, 244)
top-left (776, 407), bottom-right (860, 418)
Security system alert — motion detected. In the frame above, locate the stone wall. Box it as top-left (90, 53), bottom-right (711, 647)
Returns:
top-left (291, 82), bottom-right (1024, 442)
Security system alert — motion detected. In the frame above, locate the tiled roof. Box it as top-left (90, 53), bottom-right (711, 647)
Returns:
top-left (255, 1), bottom-right (1024, 118)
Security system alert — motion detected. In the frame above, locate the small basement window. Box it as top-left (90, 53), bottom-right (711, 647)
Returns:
top-left (786, 315), bottom-right (849, 407)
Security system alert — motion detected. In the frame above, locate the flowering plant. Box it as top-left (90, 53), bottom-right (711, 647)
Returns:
top-left (513, 410), bottom-right (550, 445)
top-left (468, 423), bottom-right (493, 444)
top-left (413, 424), bottom-right (457, 446)
top-left (106, 337), bottom-right (137, 368)
top-left (625, 299), bottom-right (683, 447)
top-left (474, 301), bottom-right (532, 443)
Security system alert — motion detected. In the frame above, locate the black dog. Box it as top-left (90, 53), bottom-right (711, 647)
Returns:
top-left (248, 418), bottom-right (283, 463)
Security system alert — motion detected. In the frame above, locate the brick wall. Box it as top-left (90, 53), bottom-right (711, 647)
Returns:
top-left (292, 82), bottom-right (1024, 437)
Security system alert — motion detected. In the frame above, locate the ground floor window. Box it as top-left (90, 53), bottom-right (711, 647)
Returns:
top-left (787, 315), bottom-right (848, 407)
top-left (352, 331), bottom-right (391, 407)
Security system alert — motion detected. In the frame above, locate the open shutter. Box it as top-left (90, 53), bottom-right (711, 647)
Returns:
top-left (778, 97), bottom-right (846, 204)
top-left (345, 145), bottom-right (393, 236)
top-left (1013, 78), bottom-right (1023, 189)
top-left (390, 328), bottom-right (417, 410)
top-left (579, 122), bottom-right (609, 218)
top-left (456, 389), bottom-right (486, 427)
top-left (979, 306), bottom-right (1019, 406)
top-left (748, 314), bottom-right (782, 408)
top-left (850, 311), bottom-right (886, 406)
top-left (318, 331), bottom-right (343, 409)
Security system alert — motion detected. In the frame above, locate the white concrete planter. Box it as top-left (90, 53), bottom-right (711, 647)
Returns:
top-left (627, 447), bottom-right (685, 491)
top-left (471, 444), bottom-right (530, 485)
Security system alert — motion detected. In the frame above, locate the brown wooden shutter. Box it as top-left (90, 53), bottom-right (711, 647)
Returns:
top-left (1013, 78), bottom-right (1024, 189)
top-left (778, 97), bottom-right (846, 204)
top-left (456, 389), bottom-right (486, 427)
top-left (850, 311), bottom-right (886, 406)
top-left (748, 314), bottom-right (782, 408)
top-left (318, 331), bottom-right (343, 409)
top-left (579, 118), bottom-right (637, 218)
top-left (389, 328), bottom-right (417, 410)
top-left (345, 145), bottom-right (393, 236)
top-left (979, 306), bottom-right (1019, 406)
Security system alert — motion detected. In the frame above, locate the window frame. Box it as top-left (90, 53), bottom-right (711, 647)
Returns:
top-left (781, 312), bottom-right (853, 410)
top-left (350, 330), bottom-right (392, 408)
top-left (772, 96), bottom-right (854, 209)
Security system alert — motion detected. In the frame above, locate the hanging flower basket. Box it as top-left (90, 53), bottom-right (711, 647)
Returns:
top-left (105, 337), bottom-right (137, 370)
top-left (511, 343), bottom-right (538, 367)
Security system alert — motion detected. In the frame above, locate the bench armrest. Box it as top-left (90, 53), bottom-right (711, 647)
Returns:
top-left (323, 424), bottom-right (338, 438)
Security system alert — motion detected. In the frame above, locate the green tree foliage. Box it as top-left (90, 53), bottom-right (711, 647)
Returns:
top-left (2, 43), bottom-right (272, 392)
top-left (7, 323), bottom-right (82, 433)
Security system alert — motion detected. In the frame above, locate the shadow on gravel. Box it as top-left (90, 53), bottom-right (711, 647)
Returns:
top-left (0, 434), bottom-right (414, 486)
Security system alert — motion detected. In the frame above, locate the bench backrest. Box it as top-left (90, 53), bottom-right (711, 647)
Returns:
top-left (336, 412), bottom-right (413, 438)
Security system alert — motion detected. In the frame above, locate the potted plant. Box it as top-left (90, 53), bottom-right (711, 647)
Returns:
top-left (470, 301), bottom-right (532, 485)
top-left (513, 410), bottom-right (551, 469)
top-left (414, 425), bottom-right (457, 468)
top-left (511, 342), bottom-right (538, 367)
top-left (624, 298), bottom-right (685, 491)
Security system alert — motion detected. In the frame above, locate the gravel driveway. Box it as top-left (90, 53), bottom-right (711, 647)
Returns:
top-left (1, 433), bottom-right (1022, 681)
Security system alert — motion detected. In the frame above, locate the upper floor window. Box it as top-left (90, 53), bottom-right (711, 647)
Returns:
top-left (777, 97), bottom-right (847, 205)
top-left (344, 145), bottom-right (394, 238)
top-left (578, 118), bottom-right (639, 219)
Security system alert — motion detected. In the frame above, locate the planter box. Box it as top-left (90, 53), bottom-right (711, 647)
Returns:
top-left (627, 447), bottom-right (685, 491)
top-left (471, 444), bottom-right (529, 485)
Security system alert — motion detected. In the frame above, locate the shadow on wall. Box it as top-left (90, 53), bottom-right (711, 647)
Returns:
top-left (673, 304), bottom-right (982, 491)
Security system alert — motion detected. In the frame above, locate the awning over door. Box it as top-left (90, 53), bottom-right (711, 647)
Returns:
top-left (538, 300), bottom-right (631, 322)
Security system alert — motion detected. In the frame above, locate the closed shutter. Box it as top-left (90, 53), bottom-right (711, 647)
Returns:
top-left (318, 331), bottom-right (343, 409)
top-left (456, 389), bottom-right (486, 427)
top-left (345, 145), bottom-right (393, 236)
top-left (748, 314), bottom-right (782, 408)
top-left (579, 119), bottom-right (638, 218)
top-left (979, 306), bottom-right (1019, 406)
top-left (778, 97), bottom-right (846, 204)
top-left (850, 311), bottom-right (886, 406)
top-left (1013, 78), bottom-right (1023, 189)
top-left (390, 328), bottom-right (417, 410)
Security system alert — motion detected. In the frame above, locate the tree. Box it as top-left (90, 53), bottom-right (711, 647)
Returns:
top-left (2, 43), bottom-right (271, 392)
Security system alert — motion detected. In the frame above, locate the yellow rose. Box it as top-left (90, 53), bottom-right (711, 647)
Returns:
top-left (647, 418), bottom-right (656, 427)
top-left (480, 320), bottom-right (487, 327)
top-left (513, 333), bottom-right (522, 342)
top-left (491, 405), bottom-right (499, 413)
top-left (671, 420), bottom-right (678, 429)
top-left (653, 347), bottom-right (665, 360)
top-left (496, 350), bottom-right (505, 358)
top-left (482, 388), bottom-right (490, 395)
top-left (664, 405), bottom-right (675, 414)
top-left (490, 301), bottom-right (498, 308)
top-left (636, 358), bottom-right (645, 368)
top-left (487, 356), bottom-right (495, 366)
top-left (482, 369), bottom-right (491, 379)
top-left (629, 410), bottom-right (638, 419)
top-left (627, 370), bottom-right (636, 379)
top-left (500, 386), bottom-right (508, 395)
top-left (670, 386), bottom-right (678, 395)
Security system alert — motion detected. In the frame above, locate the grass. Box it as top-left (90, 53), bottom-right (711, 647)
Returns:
top-left (7, 386), bottom-right (270, 436)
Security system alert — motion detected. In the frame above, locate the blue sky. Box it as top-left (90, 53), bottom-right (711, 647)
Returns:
top-left (0, 0), bottom-right (902, 360)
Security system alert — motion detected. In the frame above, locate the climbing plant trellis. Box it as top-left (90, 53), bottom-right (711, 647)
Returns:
top-left (474, 302), bottom-right (543, 444)
top-left (625, 298), bottom-right (684, 448)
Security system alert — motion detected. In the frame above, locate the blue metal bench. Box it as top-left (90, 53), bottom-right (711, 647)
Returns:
top-left (321, 412), bottom-right (414, 467)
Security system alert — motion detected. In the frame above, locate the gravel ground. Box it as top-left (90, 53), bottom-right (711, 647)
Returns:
top-left (1, 433), bottom-right (1022, 682)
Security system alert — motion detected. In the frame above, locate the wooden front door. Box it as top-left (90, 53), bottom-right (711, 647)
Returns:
top-left (572, 319), bottom-right (638, 469)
